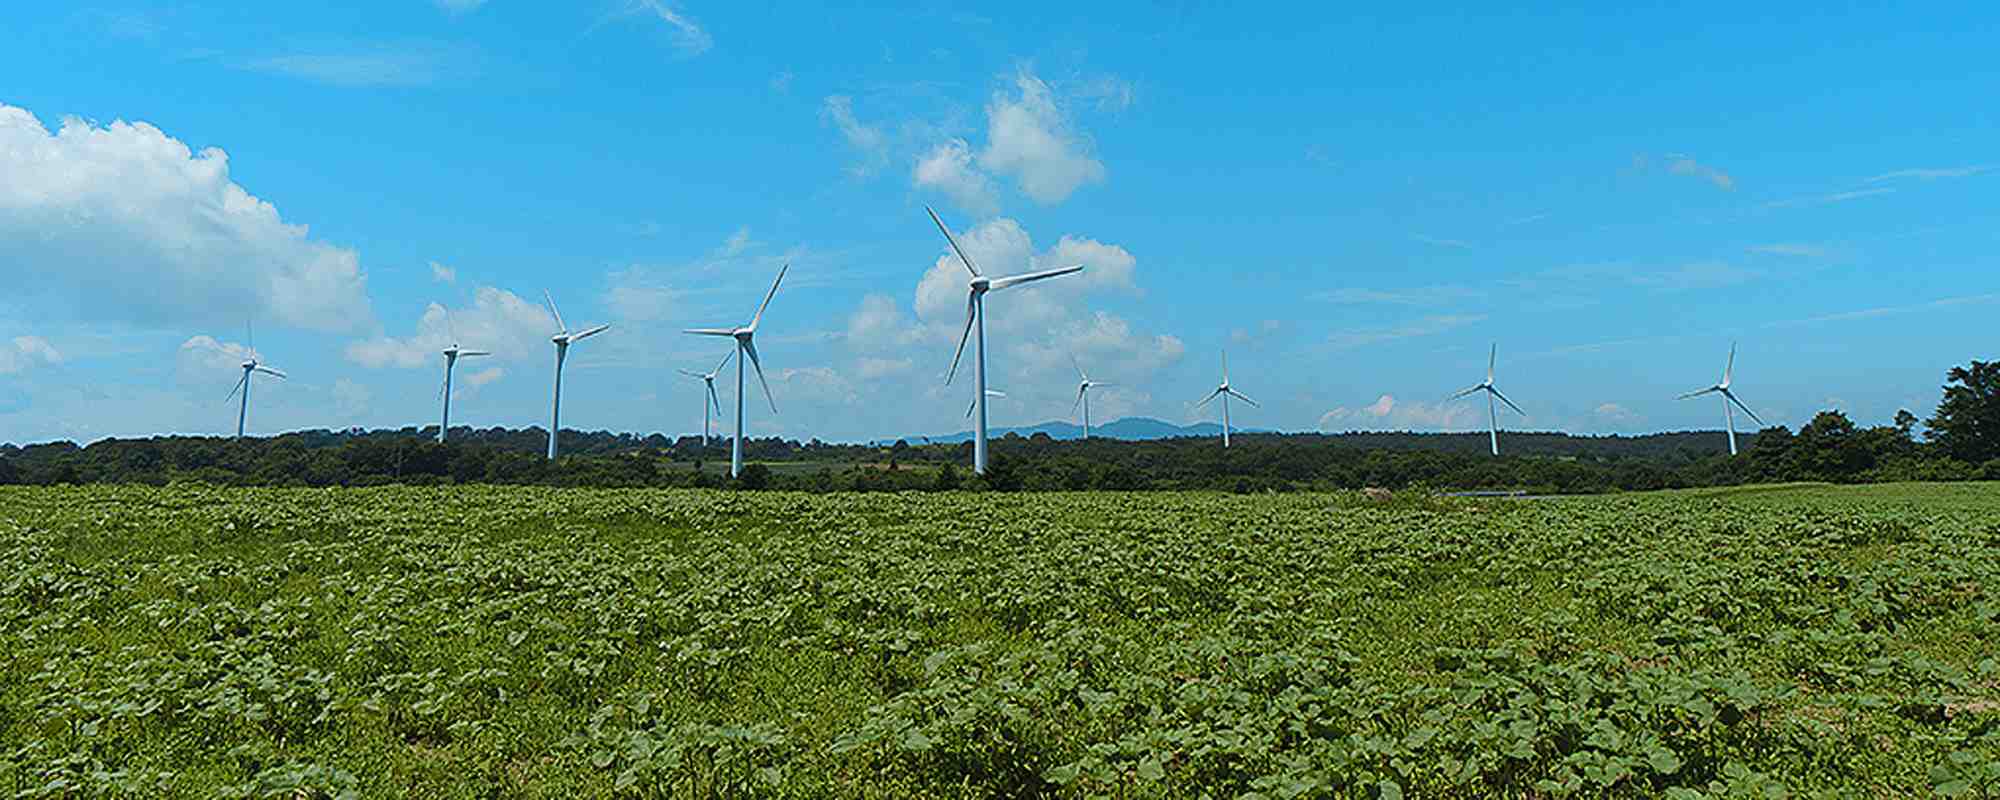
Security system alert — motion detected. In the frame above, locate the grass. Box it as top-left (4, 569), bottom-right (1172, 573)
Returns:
top-left (1, 483), bottom-right (1996, 798)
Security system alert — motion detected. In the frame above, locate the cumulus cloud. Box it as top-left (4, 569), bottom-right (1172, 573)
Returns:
top-left (430, 261), bottom-right (457, 283)
top-left (1595, 402), bottom-right (1635, 421)
top-left (977, 69), bottom-right (1106, 204)
top-left (822, 95), bottom-right (887, 177)
top-left (344, 287), bottom-right (554, 369)
top-left (0, 336), bottom-right (62, 375)
top-left (912, 218), bottom-right (1139, 341)
top-left (0, 104), bottom-right (374, 333)
top-left (1318, 393), bottom-right (1481, 432)
top-left (617, 0), bottom-right (712, 56)
top-left (464, 366), bottom-right (504, 388)
top-left (913, 139), bottom-right (1000, 217)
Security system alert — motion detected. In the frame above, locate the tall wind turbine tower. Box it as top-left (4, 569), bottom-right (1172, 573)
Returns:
top-left (437, 311), bottom-right (490, 443)
top-left (1070, 355), bottom-right (1110, 440)
top-left (1449, 343), bottom-right (1525, 456)
top-left (543, 291), bottom-right (611, 460)
top-left (676, 349), bottom-right (736, 447)
top-left (1679, 342), bottom-right (1765, 456)
top-left (927, 206), bottom-right (1083, 475)
top-left (685, 265), bottom-right (787, 478)
top-left (223, 324), bottom-right (286, 439)
top-left (1195, 351), bottom-right (1258, 447)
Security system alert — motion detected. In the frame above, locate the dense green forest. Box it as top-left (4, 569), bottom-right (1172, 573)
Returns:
top-left (4, 359), bottom-right (1996, 494)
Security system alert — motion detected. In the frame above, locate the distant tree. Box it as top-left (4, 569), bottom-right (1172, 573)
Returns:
top-left (1893, 409), bottom-right (1920, 440)
top-left (1927, 360), bottom-right (2000, 463)
top-left (933, 462), bottom-right (960, 491)
top-left (0, 457), bottom-right (16, 485)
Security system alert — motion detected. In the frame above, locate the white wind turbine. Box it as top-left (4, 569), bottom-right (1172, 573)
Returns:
top-left (1195, 351), bottom-right (1258, 447)
top-left (1679, 342), bottom-right (1765, 456)
top-left (676, 348), bottom-right (736, 447)
top-left (437, 310), bottom-right (491, 444)
top-left (928, 206), bottom-right (1084, 475)
top-left (223, 323), bottom-right (286, 440)
top-left (1070, 355), bottom-right (1110, 439)
top-left (1449, 343), bottom-right (1526, 456)
top-left (543, 291), bottom-right (611, 461)
top-left (685, 264), bottom-right (788, 478)
top-left (966, 389), bottom-right (1007, 420)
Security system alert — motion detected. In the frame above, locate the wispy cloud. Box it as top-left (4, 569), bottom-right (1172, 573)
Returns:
top-left (1327, 314), bottom-right (1485, 350)
top-left (1628, 260), bottom-right (1761, 291)
top-left (1318, 285), bottom-right (1480, 307)
top-left (1864, 165), bottom-right (1993, 183)
top-left (1500, 213), bottom-right (1550, 228)
top-left (1414, 234), bottom-right (1471, 249)
top-left (821, 95), bottom-right (887, 177)
top-left (1768, 292), bottom-right (2000, 328)
top-left (429, 261), bottom-right (457, 283)
top-left (1761, 187), bottom-right (1895, 210)
top-left (1747, 243), bottom-right (1829, 258)
top-left (1664, 153), bottom-right (1735, 191)
top-left (242, 42), bottom-right (470, 88)
top-left (613, 0), bottom-right (712, 57)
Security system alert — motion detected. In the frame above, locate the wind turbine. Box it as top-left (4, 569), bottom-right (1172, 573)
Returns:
top-left (1449, 343), bottom-right (1525, 456)
top-left (966, 389), bottom-right (1007, 420)
top-left (1069, 355), bottom-right (1110, 439)
top-left (1195, 351), bottom-right (1257, 447)
top-left (928, 206), bottom-right (1083, 475)
top-left (223, 323), bottom-right (286, 440)
top-left (1679, 342), bottom-right (1765, 456)
top-left (685, 264), bottom-right (787, 478)
top-left (437, 310), bottom-right (490, 444)
top-left (676, 348), bottom-right (736, 447)
top-left (543, 291), bottom-right (611, 461)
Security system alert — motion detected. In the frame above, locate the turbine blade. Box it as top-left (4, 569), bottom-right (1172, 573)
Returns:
top-left (708, 382), bottom-right (723, 416)
top-left (744, 338), bottom-right (776, 414)
top-left (1195, 387), bottom-right (1223, 409)
top-left (543, 290), bottom-right (567, 333)
top-left (677, 369), bottom-right (705, 379)
top-left (1228, 389), bottom-right (1260, 408)
top-left (1488, 343), bottom-right (1496, 383)
top-left (749, 263), bottom-right (787, 330)
top-left (1491, 386), bottom-right (1525, 416)
top-left (1223, 350), bottom-right (1229, 384)
top-left (459, 350), bottom-right (491, 357)
top-left (1678, 387), bottom-right (1719, 400)
top-left (446, 307), bottom-right (459, 346)
top-left (684, 327), bottom-right (737, 337)
top-left (714, 346), bottom-right (736, 374)
top-left (988, 389), bottom-right (1006, 398)
top-left (989, 264), bottom-right (1084, 291)
top-left (254, 366), bottom-right (287, 379)
top-left (571, 324), bottom-right (610, 341)
top-left (1070, 352), bottom-right (1086, 381)
top-left (944, 291), bottom-right (975, 385)
top-left (926, 205), bottom-right (981, 277)
top-left (1449, 385), bottom-right (1483, 401)
top-left (224, 372), bottom-right (247, 403)
top-left (1725, 341), bottom-right (1737, 384)
top-left (1072, 385), bottom-right (1086, 415)
top-left (1725, 390), bottom-right (1765, 426)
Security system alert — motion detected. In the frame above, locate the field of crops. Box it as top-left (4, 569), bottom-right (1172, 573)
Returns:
top-left (2, 483), bottom-right (1996, 798)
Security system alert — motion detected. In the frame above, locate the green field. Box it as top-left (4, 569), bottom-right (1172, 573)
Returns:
top-left (2, 484), bottom-right (1996, 798)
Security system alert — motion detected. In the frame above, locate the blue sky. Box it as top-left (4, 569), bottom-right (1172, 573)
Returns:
top-left (2, 1), bottom-right (1996, 445)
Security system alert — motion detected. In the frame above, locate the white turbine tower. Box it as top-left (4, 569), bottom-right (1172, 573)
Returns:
top-left (928, 206), bottom-right (1083, 475)
top-left (437, 311), bottom-right (490, 444)
top-left (685, 264), bottom-right (787, 478)
top-left (676, 349), bottom-right (736, 447)
top-left (1449, 343), bottom-right (1526, 456)
top-left (1679, 342), bottom-right (1765, 456)
top-left (1195, 351), bottom-right (1258, 447)
top-left (223, 324), bottom-right (286, 440)
top-left (1070, 355), bottom-right (1110, 440)
top-left (543, 291), bottom-right (611, 461)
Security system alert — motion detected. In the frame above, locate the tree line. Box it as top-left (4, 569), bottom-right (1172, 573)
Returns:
top-left (4, 359), bottom-right (1996, 494)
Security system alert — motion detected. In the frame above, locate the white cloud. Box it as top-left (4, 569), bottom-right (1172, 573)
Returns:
top-left (977, 69), bottom-right (1106, 204)
top-left (430, 260), bottom-right (457, 283)
top-left (1761, 187), bottom-right (1895, 209)
top-left (1662, 153), bottom-right (1735, 191)
top-left (856, 357), bottom-right (913, 379)
top-left (0, 336), bottom-right (62, 375)
top-left (1864, 165), bottom-right (1992, 183)
top-left (0, 104), bottom-right (374, 333)
top-left (1595, 402), bottom-right (1635, 421)
top-left (912, 218), bottom-right (1137, 339)
top-left (1327, 314), bottom-right (1486, 350)
top-left (913, 139), bottom-right (999, 216)
top-left (1318, 393), bottom-right (1481, 431)
top-left (344, 287), bottom-right (554, 368)
top-left (241, 42), bottom-right (470, 88)
top-left (823, 95), bottom-right (887, 177)
top-left (619, 0), bottom-right (711, 56)
top-left (464, 366), bottom-right (504, 388)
